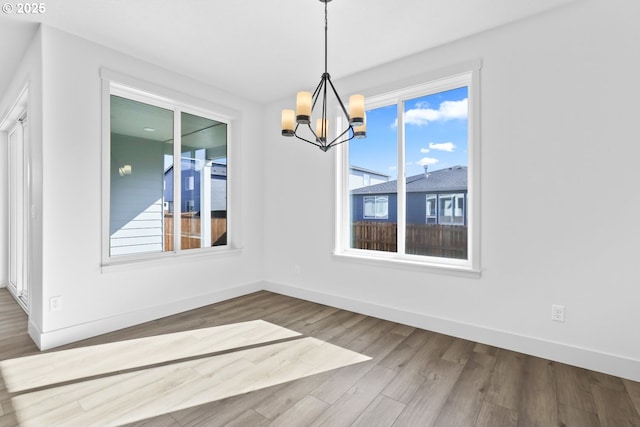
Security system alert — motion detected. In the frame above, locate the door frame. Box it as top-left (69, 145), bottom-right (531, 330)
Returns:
top-left (1, 85), bottom-right (30, 313)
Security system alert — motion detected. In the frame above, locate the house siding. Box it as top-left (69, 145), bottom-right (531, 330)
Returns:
top-left (351, 194), bottom-right (398, 223)
top-left (406, 192), bottom-right (427, 225)
top-left (351, 191), bottom-right (467, 225)
top-left (110, 134), bottom-right (165, 256)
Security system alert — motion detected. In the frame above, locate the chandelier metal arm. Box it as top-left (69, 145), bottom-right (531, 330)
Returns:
top-left (326, 75), bottom-right (351, 123)
top-left (293, 125), bottom-right (355, 152)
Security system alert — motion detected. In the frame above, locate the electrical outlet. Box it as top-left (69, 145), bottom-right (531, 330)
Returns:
top-left (551, 304), bottom-right (565, 322)
top-left (50, 296), bottom-right (62, 312)
top-left (294, 264), bottom-right (301, 275)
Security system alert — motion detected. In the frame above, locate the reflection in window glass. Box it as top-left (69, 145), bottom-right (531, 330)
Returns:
top-left (179, 112), bottom-right (227, 249)
top-left (109, 93), bottom-right (229, 259)
top-left (110, 95), bottom-right (173, 256)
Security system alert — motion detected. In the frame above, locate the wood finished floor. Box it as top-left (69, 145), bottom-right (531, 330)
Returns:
top-left (1, 289), bottom-right (639, 427)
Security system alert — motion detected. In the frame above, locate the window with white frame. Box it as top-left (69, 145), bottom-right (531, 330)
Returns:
top-left (338, 63), bottom-right (480, 272)
top-left (438, 193), bottom-right (465, 225)
top-left (104, 82), bottom-right (230, 262)
top-left (363, 195), bottom-right (389, 219)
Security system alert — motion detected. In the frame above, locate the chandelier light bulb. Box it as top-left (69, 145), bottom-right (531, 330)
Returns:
top-left (353, 113), bottom-right (366, 139)
top-left (296, 92), bottom-right (312, 124)
top-left (349, 94), bottom-right (365, 126)
top-left (316, 118), bottom-right (328, 141)
top-left (281, 110), bottom-right (295, 136)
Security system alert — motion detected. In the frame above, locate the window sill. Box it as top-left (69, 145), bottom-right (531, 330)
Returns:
top-left (101, 247), bottom-right (243, 274)
top-left (332, 250), bottom-right (481, 279)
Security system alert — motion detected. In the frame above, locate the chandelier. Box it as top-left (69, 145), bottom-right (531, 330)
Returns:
top-left (281, 0), bottom-right (366, 152)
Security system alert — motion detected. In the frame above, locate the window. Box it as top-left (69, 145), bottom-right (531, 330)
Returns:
top-left (439, 193), bottom-right (465, 225)
top-left (338, 62), bottom-right (480, 273)
top-left (363, 196), bottom-right (389, 219)
top-left (185, 176), bottom-right (195, 191)
top-left (426, 195), bottom-right (437, 224)
top-left (104, 80), bottom-right (231, 263)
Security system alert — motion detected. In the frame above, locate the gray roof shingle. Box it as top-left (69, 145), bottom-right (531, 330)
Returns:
top-left (351, 166), bottom-right (467, 194)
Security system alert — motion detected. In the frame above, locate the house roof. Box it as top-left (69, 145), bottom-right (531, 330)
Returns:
top-left (351, 166), bottom-right (467, 195)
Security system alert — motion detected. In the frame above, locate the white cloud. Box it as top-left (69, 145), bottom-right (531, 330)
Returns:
top-left (417, 157), bottom-right (439, 166)
top-left (420, 148), bottom-right (430, 154)
top-left (428, 142), bottom-right (456, 152)
top-left (402, 98), bottom-right (468, 126)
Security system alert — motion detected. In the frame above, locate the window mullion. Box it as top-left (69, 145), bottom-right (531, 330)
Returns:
top-left (397, 100), bottom-right (406, 256)
top-left (337, 119), bottom-right (350, 253)
top-left (173, 109), bottom-right (182, 253)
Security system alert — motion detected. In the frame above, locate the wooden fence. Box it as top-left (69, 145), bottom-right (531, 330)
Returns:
top-left (352, 221), bottom-right (467, 259)
top-left (164, 213), bottom-right (227, 251)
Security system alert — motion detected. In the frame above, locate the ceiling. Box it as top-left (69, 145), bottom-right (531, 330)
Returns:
top-left (110, 94), bottom-right (227, 155)
top-left (0, 0), bottom-right (577, 105)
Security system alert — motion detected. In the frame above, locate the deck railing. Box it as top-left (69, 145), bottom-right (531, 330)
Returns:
top-left (164, 212), bottom-right (227, 251)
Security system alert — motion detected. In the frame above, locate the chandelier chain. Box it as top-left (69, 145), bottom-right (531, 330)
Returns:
top-left (324, 0), bottom-right (328, 75)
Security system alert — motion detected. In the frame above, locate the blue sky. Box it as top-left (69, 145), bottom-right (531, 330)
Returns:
top-left (349, 86), bottom-right (468, 180)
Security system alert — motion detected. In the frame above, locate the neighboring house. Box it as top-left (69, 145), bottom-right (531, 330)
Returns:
top-left (164, 160), bottom-right (227, 217)
top-left (351, 166), bottom-right (467, 226)
top-left (349, 165), bottom-right (390, 190)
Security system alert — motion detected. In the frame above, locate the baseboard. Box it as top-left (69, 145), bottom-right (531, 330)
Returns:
top-left (26, 279), bottom-right (640, 382)
top-left (31, 281), bottom-right (263, 351)
top-left (263, 281), bottom-right (640, 382)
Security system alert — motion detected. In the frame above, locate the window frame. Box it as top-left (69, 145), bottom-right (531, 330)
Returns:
top-left (335, 61), bottom-right (481, 276)
top-left (101, 69), bottom-right (238, 269)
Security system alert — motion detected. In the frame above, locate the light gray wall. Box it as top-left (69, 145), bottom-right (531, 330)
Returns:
top-left (263, 0), bottom-right (640, 380)
top-left (33, 25), bottom-right (265, 347)
top-left (0, 127), bottom-right (6, 289)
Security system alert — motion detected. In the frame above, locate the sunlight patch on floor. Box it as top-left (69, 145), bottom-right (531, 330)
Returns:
top-left (0, 322), bottom-right (371, 427)
top-left (0, 320), bottom-right (299, 393)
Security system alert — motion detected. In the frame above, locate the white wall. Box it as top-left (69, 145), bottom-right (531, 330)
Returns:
top-left (0, 125), bottom-right (6, 289)
top-left (31, 26), bottom-right (265, 348)
top-left (263, 0), bottom-right (640, 381)
top-left (0, 28), bottom-right (43, 328)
